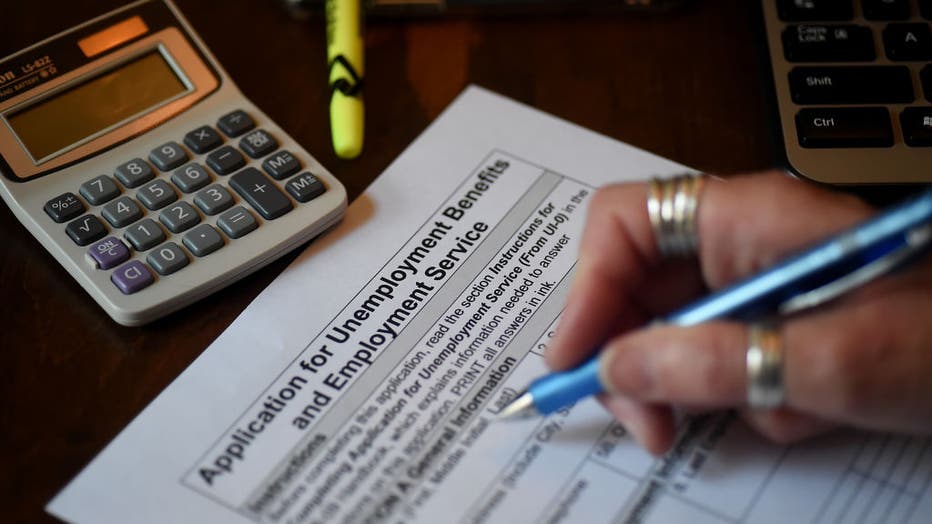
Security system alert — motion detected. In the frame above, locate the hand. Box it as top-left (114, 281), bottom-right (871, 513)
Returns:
top-left (545, 171), bottom-right (932, 455)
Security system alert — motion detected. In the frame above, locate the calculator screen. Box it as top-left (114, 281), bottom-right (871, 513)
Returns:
top-left (7, 50), bottom-right (188, 162)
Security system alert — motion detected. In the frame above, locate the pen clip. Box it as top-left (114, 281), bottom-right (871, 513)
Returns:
top-left (779, 223), bottom-right (932, 315)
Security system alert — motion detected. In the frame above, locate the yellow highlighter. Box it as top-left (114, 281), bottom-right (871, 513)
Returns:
top-left (326, 0), bottom-right (364, 159)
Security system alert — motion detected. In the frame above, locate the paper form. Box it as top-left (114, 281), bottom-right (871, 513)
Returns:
top-left (47, 86), bottom-right (932, 524)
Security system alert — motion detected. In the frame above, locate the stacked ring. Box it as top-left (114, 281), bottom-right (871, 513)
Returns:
top-left (647, 174), bottom-right (705, 257)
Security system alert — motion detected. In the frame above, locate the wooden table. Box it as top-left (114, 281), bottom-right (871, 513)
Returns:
top-left (0, 1), bottom-right (772, 520)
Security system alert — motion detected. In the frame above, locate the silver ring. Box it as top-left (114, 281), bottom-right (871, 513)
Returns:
top-left (746, 323), bottom-right (785, 409)
top-left (647, 174), bottom-right (705, 257)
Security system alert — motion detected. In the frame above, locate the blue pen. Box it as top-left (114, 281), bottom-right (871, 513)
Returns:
top-left (497, 186), bottom-right (932, 420)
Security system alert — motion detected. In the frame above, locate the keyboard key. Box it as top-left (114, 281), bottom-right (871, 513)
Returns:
top-left (777, 0), bottom-right (852, 21)
top-left (900, 107), bottom-right (932, 146)
top-left (124, 218), bottom-right (166, 251)
top-left (862, 0), bottom-right (910, 20)
top-left (136, 179), bottom-right (177, 210)
top-left (922, 65), bottom-right (932, 100)
top-left (883, 23), bottom-right (932, 60)
top-left (206, 145), bottom-right (245, 175)
top-left (159, 201), bottom-right (201, 233)
top-left (88, 237), bottom-right (130, 270)
top-left (229, 167), bottom-right (293, 220)
top-left (217, 206), bottom-right (258, 239)
top-left (147, 242), bottom-right (189, 275)
top-left (111, 260), bottom-right (153, 295)
top-left (183, 224), bottom-right (224, 257)
top-left (183, 125), bottom-right (222, 153)
top-left (262, 150), bottom-right (301, 180)
top-left (239, 129), bottom-right (277, 159)
top-left (788, 66), bottom-right (913, 104)
top-left (796, 107), bottom-right (893, 148)
top-left (114, 158), bottom-right (154, 188)
top-left (194, 184), bottom-right (234, 215)
top-left (80, 175), bottom-right (120, 205)
top-left (782, 25), bottom-right (874, 62)
top-left (66, 214), bottom-right (107, 246)
top-left (217, 109), bottom-right (255, 137)
top-left (101, 196), bottom-right (143, 228)
top-left (44, 192), bottom-right (84, 223)
top-left (171, 163), bottom-right (212, 193)
top-left (149, 142), bottom-right (189, 171)
top-left (286, 173), bottom-right (326, 202)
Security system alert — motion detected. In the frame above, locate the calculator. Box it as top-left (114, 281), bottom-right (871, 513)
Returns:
top-left (0, 0), bottom-right (347, 326)
top-left (759, 0), bottom-right (932, 186)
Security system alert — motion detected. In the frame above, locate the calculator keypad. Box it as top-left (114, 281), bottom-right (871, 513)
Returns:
top-left (115, 158), bottom-right (155, 188)
top-left (80, 175), bottom-right (120, 205)
top-left (48, 108), bottom-right (329, 296)
top-left (206, 145), bottom-right (245, 175)
top-left (149, 142), bottom-right (189, 171)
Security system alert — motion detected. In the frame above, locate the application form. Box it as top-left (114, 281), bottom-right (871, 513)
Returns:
top-left (48, 86), bottom-right (932, 524)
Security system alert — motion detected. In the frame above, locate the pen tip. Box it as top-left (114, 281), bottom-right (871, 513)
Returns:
top-left (495, 390), bottom-right (537, 421)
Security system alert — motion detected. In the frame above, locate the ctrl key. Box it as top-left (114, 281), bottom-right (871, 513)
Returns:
top-left (796, 107), bottom-right (893, 148)
top-left (111, 260), bottom-right (154, 294)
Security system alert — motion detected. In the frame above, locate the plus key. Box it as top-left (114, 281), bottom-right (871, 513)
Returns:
top-left (229, 167), bottom-right (293, 220)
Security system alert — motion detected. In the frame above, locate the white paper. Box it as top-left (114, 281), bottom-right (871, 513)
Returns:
top-left (48, 86), bottom-right (932, 524)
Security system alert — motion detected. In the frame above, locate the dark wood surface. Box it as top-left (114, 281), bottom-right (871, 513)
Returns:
top-left (0, 1), bottom-right (772, 521)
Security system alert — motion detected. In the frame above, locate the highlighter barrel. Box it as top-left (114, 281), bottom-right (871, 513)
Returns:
top-left (326, 0), bottom-right (364, 159)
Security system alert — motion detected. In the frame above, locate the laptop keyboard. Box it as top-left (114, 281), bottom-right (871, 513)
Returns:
top-left (760, 0), bottom-right (932, 185)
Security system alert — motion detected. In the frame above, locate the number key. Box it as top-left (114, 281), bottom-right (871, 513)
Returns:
top-left (136, 179), bottom-right (178, 210)
top-left (171, 163), bottom-right (212, 193)
top-left (80, 175), bottom-right (120, 205)
top-left (101, 196), bottom-right (143, 228)
top-left (115, 158), bottom-right (154, 188)
top-left (194, 184), bottom-right (234, 215)
top-left (147, 242), bottom-right (189, 275)
top-left (159, 201), bottom-right (200, 233)
top-left (124, 218), bottom-right (166, 251)
top-left (149, 141), bottom-right (188, 171)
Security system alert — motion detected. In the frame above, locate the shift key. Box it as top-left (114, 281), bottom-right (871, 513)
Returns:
top-left (796, 108), bottom-right (893, 148)
top-left (229, 168), bottom-right (293, 219)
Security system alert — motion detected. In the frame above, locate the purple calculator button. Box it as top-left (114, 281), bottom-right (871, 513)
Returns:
top-left (111, 260), bottom-right (154, 294)
top-left (88, 236), bottom-right (130, 270)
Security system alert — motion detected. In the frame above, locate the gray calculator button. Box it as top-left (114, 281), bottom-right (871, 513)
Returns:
top-left (124, 218), bottom-right (166, 251)
top-left (159, 201), bottom-right (201, 233)
top-left (239, 129), bottom-right (277, 159)
top-left (286, 173), bottom-right (326, 202)
top-left (101, 196), bottom-right (143, 228)
top-left (217, 206), bottom-right (258, 239)
top-left (149, 141), bottom-right (188, 171)
top-left (206, 145), bottom-right (245, 175)
top-left (147, 242), bottom-right (189, 275)
top-left (80, 175), bottom-right (120, 205)
top-left (171, 163), bottom-right (212, 193)
top-left (136, 179), bottom-right (178, 210)
top-left (217, 109), bottom-right (255, 137)
top-left (115, 158), bottom-right (154, 188)
top-left (183, 125), bottom-right (222, 153)
top-left (229, 167), bottom-right (293, 220)
top-left (66, 214), bottom-right (107, 246)
top-left (262, 150), bottom-right (300, 180)
top-left (194, 184), bottom-right (234, 215)
top-left (44, 192), bottom-right (85, 223)
top-left (183, 224), bottom-right (224, 257)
